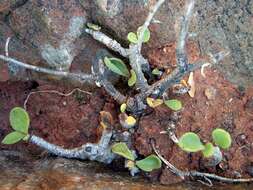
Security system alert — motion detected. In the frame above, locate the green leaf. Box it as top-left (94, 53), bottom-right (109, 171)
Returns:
top-left (2, 131), bottom-right (26, 145)
top-left (128, 69), bottom-right (137, 87)
top-left (127, 32), bottom-right (138, 44)
top-left (111, 142), bottom-right (135, 161)
top-left (178, 132), bottom-right (205, 152)
top-left (87, 23), bottom-right (101, 31)
top-left (152, 68), bottom-right (162, 76)
top-left (104, 57), bottom-right (130, 77)
top-left (9, 107), bottom-right (30, 134)
top-left (202, 142), bottom-right (215, 158)
top-left (136, 155), bottom-right (162, 172)
top-left (212, 128), bottom-right (232, 149)
top-left (120, 103), bottom-right (127, 113)
top-left (137, 27), bottom-right (151, 43)
top-left (164, 99), bottom-right (182, 111)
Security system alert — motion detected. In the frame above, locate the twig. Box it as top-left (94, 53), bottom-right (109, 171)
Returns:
top-left (128, 45), bottom-right (150, 91)
top-left (137, 60), bottom-right (204, 101)
top-left (5, 37), bottom-right (11, 57)
top-left (85, 29), bottom-right (129, 57)
top-left (137, 0), bottom-right (166, 51)
top-left (0, 55), bottom-right (96, 84)
top-left (23, 88), bottom-right (92, 110)
top-left (151, 140), bottom-right (253, 184)
top-left (94, 56), bottom-right (128, 104)
top-left (176, 0), bottom-right (195, 71)
top-left (151, 139), bottom-right (186, 179)
top-left (100, 79), bottom-right (127, 104)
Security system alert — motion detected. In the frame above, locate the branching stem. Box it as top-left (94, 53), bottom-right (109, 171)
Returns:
top-left (0, 55), bottom-right (96, 84)
top-left (137, 0), bottom-right (166, 51)
top-left (85, 29), bottom-right (129, 57)
top-left (151, 140), bottom-right (253, 185)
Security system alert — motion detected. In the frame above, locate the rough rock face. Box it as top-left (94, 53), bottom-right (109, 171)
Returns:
top-left (0, 0), bottom-right (252, 86)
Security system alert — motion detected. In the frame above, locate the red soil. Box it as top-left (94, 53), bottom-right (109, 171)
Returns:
top-left (0, 42), bottom-right (253, 184)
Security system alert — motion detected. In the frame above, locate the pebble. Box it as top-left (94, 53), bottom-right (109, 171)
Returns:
top-left (204, 86), bottom-right (217, 100)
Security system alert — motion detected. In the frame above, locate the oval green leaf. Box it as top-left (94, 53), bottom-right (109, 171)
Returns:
top-left (164, 99), bottom-right (182, 111)
top-left (87, 23), bottom-right (101, 31)
top-left (137, 27), bottom-right (151, 43)
top-left (104, 57), bottom-right (130, 77)
top-left (120, 103), bottom-right (127, 113)
top-left (136, 154), bottom-right (162, 172)
top-left (128, 69), bottom-right (137, 87)
top-left (9, 107), bottom-right (30, 134)
top-left (127, 32), bottom-right (138, 44)
top-left (152, 68), bottom-right (162, 76)
top-left (178, 132), bottom-right (205, 152)
top-left (212, 128), bottom-right (232, 149)
top-left (2, 131), bottom-right (26, 145)
top-left (202, 142), bottom-right (215, 158)
top-left (111, 142), bottom-right (135, 161)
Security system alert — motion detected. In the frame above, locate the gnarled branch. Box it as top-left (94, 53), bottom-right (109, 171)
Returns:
top-left (0, 55), bottom-right (96, 84)
top-left (29, 112), bottom-right (115, 164)
top-left (85, 28), bottom-right (129, 57)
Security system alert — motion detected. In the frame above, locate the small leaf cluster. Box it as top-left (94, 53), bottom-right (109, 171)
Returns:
top-left (147, 97), bottom-right (183, 111)
top-left (104, 57), bottom-right (137, 87)
top-left (127, 27), bottom-right (150, 44)
top-left (2, 107), bottom-right (30, 144)
top-left (177, 128), bottom-right (232, 158)
top-left (112, 142), bottom-right (161, 172)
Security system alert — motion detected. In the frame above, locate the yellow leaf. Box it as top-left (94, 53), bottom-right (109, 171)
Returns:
top-left (119, 113), bottom-right (136, 129)
top-left (146, 97), bottom-right (163, 108)
top-left (187, 72), bottom-right (195, 98)
top-left (126, 116), bottom-right (136, 127)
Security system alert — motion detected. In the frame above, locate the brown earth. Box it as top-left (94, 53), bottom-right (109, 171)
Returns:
top-left (0, 80), bottom-right (117, 155)
top-left (136, 42), bottom-right (253, 184)
top-left (1, 42), bottom-right (253, 186)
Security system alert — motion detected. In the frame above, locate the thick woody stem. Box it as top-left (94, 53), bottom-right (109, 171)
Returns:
top-left (29, 124), bottom-right (115, 164)
top-left (85, 29), bottom-right (129, 57)
top-left (0, 55), bottom-right (96, 84)
top-left (128, 45), bottom-right (150, 91)
top-left (176, 0), bottom-right (195, 71)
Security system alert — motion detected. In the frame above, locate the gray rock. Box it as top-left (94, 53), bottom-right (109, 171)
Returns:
top-left (0, 0), bottom-right (252, 86)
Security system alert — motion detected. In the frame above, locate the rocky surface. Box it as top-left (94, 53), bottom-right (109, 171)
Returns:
top-left (0, 150), bottom-right (253, 190)
top-left (0, 0), bottom-right (253, 188)
top-left (0, 0), bottom-right (252, 86)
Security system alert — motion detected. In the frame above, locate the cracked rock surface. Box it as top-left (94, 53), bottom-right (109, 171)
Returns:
top-left (0, 0), bottom-right (252, 86)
